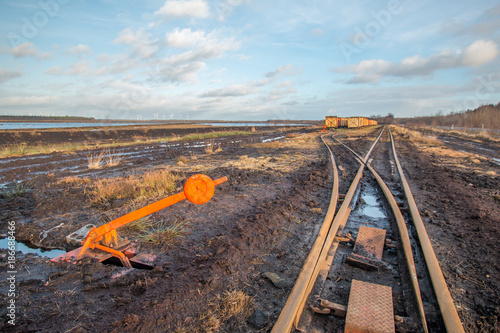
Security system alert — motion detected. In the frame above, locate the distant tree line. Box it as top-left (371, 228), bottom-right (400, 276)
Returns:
top-left (369, 113), bottom-right (395, 124)
top-left (394, 103), bottom-right (500, 129)
top-left (0, 115), bottom-right (95, 122)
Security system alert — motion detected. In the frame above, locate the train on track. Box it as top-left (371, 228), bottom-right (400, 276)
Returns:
top-left (325, 116), bottom-right (378, 129)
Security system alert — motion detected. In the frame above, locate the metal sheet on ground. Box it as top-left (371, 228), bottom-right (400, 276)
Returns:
top-left (345, 279), bottom-right (394, 333)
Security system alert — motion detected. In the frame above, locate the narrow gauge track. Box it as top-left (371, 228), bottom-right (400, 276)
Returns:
top-left (273, 127), bottom-right (464, 332)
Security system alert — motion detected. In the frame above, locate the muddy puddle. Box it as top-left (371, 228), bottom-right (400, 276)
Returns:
top-left (345, 181), bottom-right (391, 235)
top-left (0, 238), bottom-right (66, 258)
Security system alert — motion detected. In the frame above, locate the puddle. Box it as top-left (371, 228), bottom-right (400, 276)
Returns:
top-left (360, 191), bottom-right (386, 218)
top-left (262, 135), bottom-right (286, 143)
top-left (345, 182), bottom-right (391, 234)
top-left (0, 238), bottom-right (66, 258)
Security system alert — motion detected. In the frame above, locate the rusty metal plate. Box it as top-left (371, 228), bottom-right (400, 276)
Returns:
top-left (50, 245), bottom-right (134, 264)
top-left (345, 279), bottom-right (394, 333)
top-left (353, 226), bottom-right (386, 260)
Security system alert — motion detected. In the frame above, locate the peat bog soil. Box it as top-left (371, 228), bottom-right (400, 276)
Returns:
top-left (0, 125), bottom-right (499, 332)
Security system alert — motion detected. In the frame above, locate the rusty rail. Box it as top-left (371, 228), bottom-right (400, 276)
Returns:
top-left (334, 134), bottom-right (428, 332)
top-left (389, 128), bottom-right (465, 332)
top-left (272, 128), bottom-right (384, 332)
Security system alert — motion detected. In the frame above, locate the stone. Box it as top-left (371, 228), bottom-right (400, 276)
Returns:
top-left (247, 309), bottom-right (269, 328)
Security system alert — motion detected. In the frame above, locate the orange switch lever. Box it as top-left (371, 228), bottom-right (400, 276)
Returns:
top-left (76, 174), bottom-right (227, 262)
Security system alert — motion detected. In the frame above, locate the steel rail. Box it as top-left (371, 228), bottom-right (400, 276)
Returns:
top-left (389, 128), bottom-right (465, 333)
top-left (271, 134), bottom-right (339, 333)
top-left (333, 133), bottom-right (428, 332)
top-left (272, 128), bottom-right (384, 333)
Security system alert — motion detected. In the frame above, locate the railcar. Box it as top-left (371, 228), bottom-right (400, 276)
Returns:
top-left (324, 116), bottom-right (378, 129)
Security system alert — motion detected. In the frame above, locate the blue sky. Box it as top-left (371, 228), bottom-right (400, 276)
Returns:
top-left (0, 0), bottom-right (499, 121)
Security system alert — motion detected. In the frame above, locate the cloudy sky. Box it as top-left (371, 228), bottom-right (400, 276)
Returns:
top-left (1, 0), bottom-right (499, 121)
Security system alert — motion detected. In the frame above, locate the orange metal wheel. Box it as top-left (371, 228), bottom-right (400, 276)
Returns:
top-left (184, 174), bottom-right (215, 205)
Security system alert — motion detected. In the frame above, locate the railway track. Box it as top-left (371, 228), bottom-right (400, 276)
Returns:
top-left (273, 127), bottom-right (464, 332)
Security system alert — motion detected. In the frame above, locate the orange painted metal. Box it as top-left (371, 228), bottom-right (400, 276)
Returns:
top-left (73, 174), bottom-right (227, 266)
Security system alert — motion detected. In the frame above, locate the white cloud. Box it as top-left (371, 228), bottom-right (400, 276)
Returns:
top-left (265, 64), bottom-right (303, 78)
top-left (66, 44), bottom-right (92, 55)
top-left (45, 66), bottom-right (64, 75)
top-left (166, 28), bottom-right (206, 48)
top-left (265, 87), bottom-right (297, 101)
top-left (0, 95), bottom-right (59, 106)
top-left (114, 28), bottom-right (159, 59)
top-left (441, 5), bottom-right (500, 37)
top-left (69, 61), bottom-right (91, 75)
top-left (459, 40), bottom-right (499, 66)
top-left (154, 0), bottom-right (210, 20)
top-left (310, 27), bottom-right (325, 36)
top-left (156, 30), bottom-right (239, 83)
top-left (201, 84), bottom-right (258, 97)
top-left (154, 61), bottom-right (206, 83)
top-left (276, 80), bottom-right (294, 88)
top-left (0, 68), bottom-right (21, 82)
top-left (214, 0), bottom-right (249, 21)
top-left (11, 42), bottom-right (50, 59)
top-left (335, 40), bottom-right (499, 84)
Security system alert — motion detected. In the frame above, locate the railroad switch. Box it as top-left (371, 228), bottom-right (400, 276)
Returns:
top-left (52, 174), bottom-right (227, 268)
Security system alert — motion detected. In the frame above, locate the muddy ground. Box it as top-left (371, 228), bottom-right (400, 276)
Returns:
top-left (0, 123), bottom-right (292, 146)
top-left (0, 125), bottom-right (499, 332)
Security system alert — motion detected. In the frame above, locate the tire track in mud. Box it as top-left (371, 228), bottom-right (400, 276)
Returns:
top-left (0, 132), bottom-right (291, 186)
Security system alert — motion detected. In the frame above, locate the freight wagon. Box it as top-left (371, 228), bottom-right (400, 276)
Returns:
top-left (324, 116), bottom-right (378, 129)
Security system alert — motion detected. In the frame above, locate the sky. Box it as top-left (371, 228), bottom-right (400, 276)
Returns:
top-left (0, 0), bottom-right (499, 121)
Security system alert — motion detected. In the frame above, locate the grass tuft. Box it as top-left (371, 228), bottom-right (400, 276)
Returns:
top-left (87, 169), bottom-right (178, 204)
top-left (87, 150), bottom-right (106, 169)
top-left (124, 216), bottom-right (151, 233)
top-left (139, 219), bottom-right (188, 244)
top-left (105, 151), bottom-right (121, 167)
top-left (0, 180), bottom-right (34, 199)
top-left (87, 149), bottom-right (121, 169)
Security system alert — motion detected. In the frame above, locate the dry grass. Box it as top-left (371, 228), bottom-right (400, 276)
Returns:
top-left (87, 169), bottom-right (178, 204)
top-left (205, 139), bottom-right (223, 154)
top-left (176, 290), bottom-right (254, 333)
top-left (58, 176), bottom-right (91, 185)
top-left (105, 152), bottom-right (121, 167)
top-left (87, 150), bottom-right (106, 169)
top-left (138, 219), bottom-right (188, 244)
top-left (310, 207), bottom-right (323, 214)
top-left (205, 140), bottom-right (215, 154)
top-left (87, 149), bottom-right (121, 169)
top-left (391, 126), bottom-right (443, 146)
top-left (217, 290), bottom-right (254, 323)
top-left (176, 156), bottom-right (189, 165)
top-left (123, 216), bottom-right (151, 233)
top-left (411, 126), bottom-right (500, 143)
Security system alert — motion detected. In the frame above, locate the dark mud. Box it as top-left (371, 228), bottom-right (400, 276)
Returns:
top-left (0, 129), bottom-right (331, 332)
top-left (0, 126), bottom-right (498, 332)
top-left (0, 124), bottom-right (289, 146)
